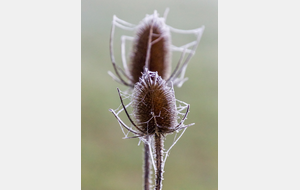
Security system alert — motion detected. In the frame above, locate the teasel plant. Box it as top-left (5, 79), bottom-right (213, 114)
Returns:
top-left (108, 9), bottom-right (204, 190)
top-left (109, 69), bottom-right (194, 190)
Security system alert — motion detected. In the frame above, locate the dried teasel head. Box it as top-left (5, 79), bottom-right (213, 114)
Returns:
top-left (109, 9), bottom-right (205, 88)
top-left (110, 69), bottom-right (193, 138)
top-left (132, 69), bottom-right (176, 135)
top-left (129, 11), bottom-right (171, 84)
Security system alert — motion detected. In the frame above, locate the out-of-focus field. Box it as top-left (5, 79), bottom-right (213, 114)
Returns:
top-left (82, 0), bottom-right (217, 189)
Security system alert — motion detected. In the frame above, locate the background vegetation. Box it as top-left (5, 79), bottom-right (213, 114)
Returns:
top-left (82, 0), bottom-right (217, 189)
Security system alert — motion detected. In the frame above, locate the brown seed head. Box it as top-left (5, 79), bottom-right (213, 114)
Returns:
top-left (132, 70), bottom-right (177, 135)
top-left (129, 12), bottom-right (171, 84)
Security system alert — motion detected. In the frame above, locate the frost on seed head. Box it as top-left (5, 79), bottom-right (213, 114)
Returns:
top-left (132, 70), bottom-right (177, 135)
top-left (129, 11), bottom-right (172, 84)
top-left (109, 9), bottom-right (205, 88)
top-left (110, 69), bottom-right (194, 140)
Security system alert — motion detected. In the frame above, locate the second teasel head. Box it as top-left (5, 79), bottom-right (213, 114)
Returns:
top-left (110, 69), bottom-right (192, 138)
top-left (132, 69), bottom-right (177, 135)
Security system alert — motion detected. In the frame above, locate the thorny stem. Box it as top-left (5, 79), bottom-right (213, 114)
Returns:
top-left (144, 136), bottom-right (151, 190)
top-left (155, 133), bottom-right (164, 190)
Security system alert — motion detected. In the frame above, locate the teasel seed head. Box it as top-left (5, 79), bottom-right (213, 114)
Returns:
top-left (132, 69), bottom-right (177, 135)
top-left (129, 11), bottom-right (171, 84)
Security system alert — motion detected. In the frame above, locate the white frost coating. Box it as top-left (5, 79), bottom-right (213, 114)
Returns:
top-left (135, 10), bottom-right (171, 74)
top-left (110, 91), bottom-right (136, 138)
top-left (163, 7), bottom-right (170, 20)
top-left (109, 9), bottom-right (205, 87)
top-left (112, 15), bottom-right (136, 30)
top-left (147, 137), bottom-right (157, 172)
top-left (121, 35), bottom-right (134, 75)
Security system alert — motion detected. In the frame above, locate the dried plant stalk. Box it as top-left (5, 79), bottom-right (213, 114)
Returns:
top-left (154, 133), bottom-right (164, 190)
top-left (144, 136), bottom-right (151, 190)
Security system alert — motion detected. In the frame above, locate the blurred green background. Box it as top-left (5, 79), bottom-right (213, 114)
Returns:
top-left (82, 0), bottom-right (217, 189)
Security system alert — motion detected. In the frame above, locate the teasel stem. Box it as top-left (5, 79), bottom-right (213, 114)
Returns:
top-left (155, 133), bottom-right (164, 190)
top-left (144, 135), bottom-right (151, 190)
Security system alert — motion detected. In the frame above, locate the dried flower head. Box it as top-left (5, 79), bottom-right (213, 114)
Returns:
top-left (129, 11), bottom-right (171, 84)
top-left (132, 68), bottom-right (176, 135)
top-left (109, 69), bottom-right (192, 138)
top-left (108, 9), bottom-right (205, 88)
